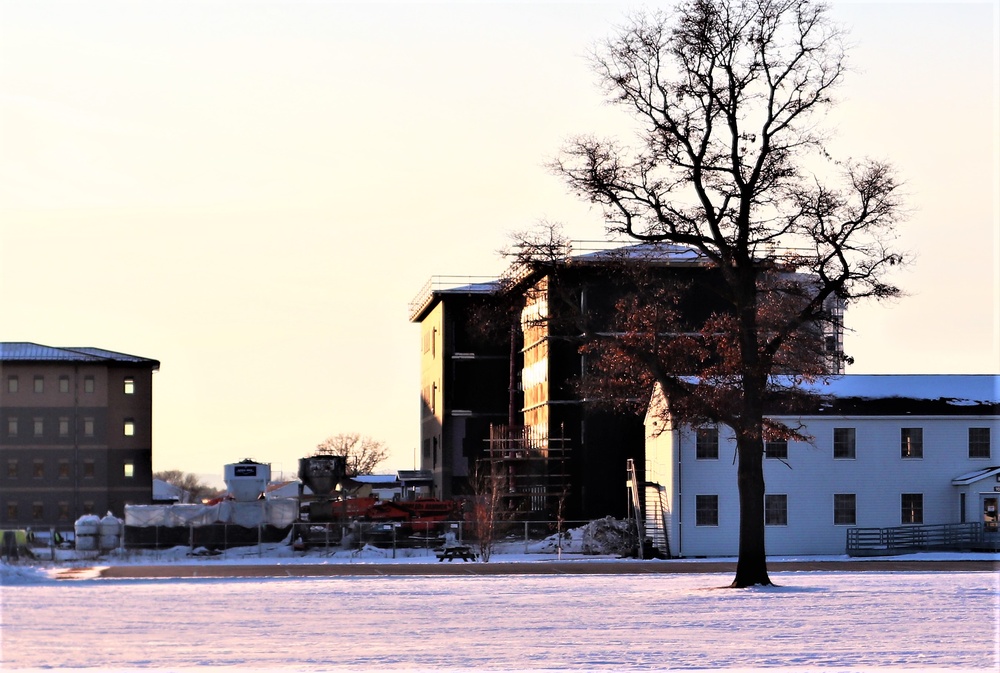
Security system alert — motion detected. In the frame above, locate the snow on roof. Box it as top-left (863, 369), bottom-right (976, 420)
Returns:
top-left (774, 375), bottom-right (1000, 416)
top-left (0, 342), bottom-right (159, 367)
top-left (951, 466), bottom-right (1000, 486)
top-left (353, 474), bottom-right (399, 485)
top-left (569, 241), bottom-right (705, 264)
top-left (792, 375), bottom-right (999, 404)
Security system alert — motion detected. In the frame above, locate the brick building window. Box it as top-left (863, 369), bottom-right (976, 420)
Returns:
top-left (59, 375), bottom-right (70, 393)
top-left (124, 419), bottom-right (135, 436)
top-left (83, 418), bottom-right (95, 437)
top-left (58, 502), bottom-right (70, 521)
top-left (33, 418), bottom-right (43, 437)
top-left (84, 376), bottom-right (95, 393)
top-left (83, 460), bottom-right (95, 479)
top-left (34, 376), bottom-right (44, 393)
top-left (58, 460), bottom-right (70, 479)
top-left (32, 502), bottom-right (44, 521)
top-left (33, 460), bottom-right (44, 479)
top-left (59, 417), bottom-right (70, 437)
top-left (6, 502), bottom-right (17, 520)
top-left (6, 459), bottom-right (17, 479)
top-left (124, 461), bottom-right (135, 479)
top-left (124, 377), bottom-right (135, 394)
top-left (6, 417), bottom-right (16, 437)
top-left (7, 375), bottom-right (17, 393)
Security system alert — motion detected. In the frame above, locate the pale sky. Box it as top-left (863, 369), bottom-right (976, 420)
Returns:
top-left (1, 0), bottom-right (997, 486)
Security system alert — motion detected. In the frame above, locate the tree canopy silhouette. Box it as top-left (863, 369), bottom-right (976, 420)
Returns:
top-left (553, 0), bottom-right (907, 586)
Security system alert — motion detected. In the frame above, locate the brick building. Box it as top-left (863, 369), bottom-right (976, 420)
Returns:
top-left (0, 343), bottom-right (159, 531)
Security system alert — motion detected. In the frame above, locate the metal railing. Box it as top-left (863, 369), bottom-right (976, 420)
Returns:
top-left (846, 522), bottom-right (997, 556)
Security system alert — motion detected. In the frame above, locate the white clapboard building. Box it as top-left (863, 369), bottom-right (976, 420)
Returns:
top-left (643, 375), bottom-right (1000, 557)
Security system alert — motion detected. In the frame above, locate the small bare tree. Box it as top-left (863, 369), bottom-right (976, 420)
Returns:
top-left (314, 433), bottom-right (390, 477)
top-left (466, 459), bottom-right (517, 562)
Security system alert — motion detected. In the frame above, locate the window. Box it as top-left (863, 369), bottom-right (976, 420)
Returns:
top-left (59, 417), bottom-right (70, 437)
top-left (82, 501), bottom-right (94, 515)
top-left (84, 376), bottom-right (95, 393)
top-left (833, 427), bottom-right (856, 459)
top-left (33, 376), bottom-right (44, 393)
top-left (6, 417), bottom-right (17, 437)
top-left (32, 502), bottom-right (44, 521)
top-left (969, 428), bottom-right (991, 459)
top-left (83, 417), bottom-right (95, 437)
top-left (32, 460), bottom-right (44, 479)
top-left (7, 375), bottom-right (18, 393)
top-left (33, 418), bottom-right (43, 437)
top-left (83, 460), bottom-right (95, 479)
top-left (834, 494), bottom-right (856, 525)
top-left (765, 494), bottom-right (788, 526)
top-left (124, 377), bottom-right (135, 395)
top-left (59, 375), bottom-right (70, 393)
top-left (124, 461), bottom-right (135, 479)
top-left (58, 460), bottom-right (70, 479)
top-left (901, 493), bottom-right (923, 524)
top-left (124, 419), bottom-right (135, 436)
top-left (765, 439), bottom-right (788, 460)
top-left (901, 428), bottom-right (923, 458)
top-left (696, 495), bottom-right (719, 526)
top-left (696, 427), bottom-right (719, 459)
top-left (7, 503), bottom-right (17, 520)
top-left (7, 459), bottom-right (17, 479)
top-left (58, 502), bottom-right (70, 521)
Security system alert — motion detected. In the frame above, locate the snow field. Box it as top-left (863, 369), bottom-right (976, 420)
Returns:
top-left (2, 570), bottom-right (997, 671)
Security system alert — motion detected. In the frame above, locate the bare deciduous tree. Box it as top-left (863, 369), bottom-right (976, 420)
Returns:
top-left (554, 0), bottom-right (906, 587)
top-left (466, 459), bottom-right (518, 562)
top-left (153, 470), bottom-right (219, 503)
top-left (314, 433), bottom-right (390, 477)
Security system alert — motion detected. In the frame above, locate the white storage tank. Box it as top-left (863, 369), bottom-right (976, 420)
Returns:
top-left (74, 514), bottom-right (101, 551)
top-left (224, 459), bottom-right (271, 502)
top-left (99, 512), bottom-right (122, 551)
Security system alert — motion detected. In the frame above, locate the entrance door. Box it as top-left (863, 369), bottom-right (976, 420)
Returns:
top-left (983, 496), bottom-right (999, 532)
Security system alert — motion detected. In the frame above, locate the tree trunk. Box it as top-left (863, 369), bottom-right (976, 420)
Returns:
top-left (732, 433), bottom-right (773, 587)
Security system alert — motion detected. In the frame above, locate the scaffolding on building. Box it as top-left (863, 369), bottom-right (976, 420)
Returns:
top-left (482, 424), bottom-right (571, 519)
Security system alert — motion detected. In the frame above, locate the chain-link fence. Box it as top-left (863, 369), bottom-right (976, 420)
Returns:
top-left (116, 518), bottom-right (619, 555)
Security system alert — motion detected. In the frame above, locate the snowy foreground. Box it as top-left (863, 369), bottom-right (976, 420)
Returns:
top-left (2, 546), bottom-right (998, 672)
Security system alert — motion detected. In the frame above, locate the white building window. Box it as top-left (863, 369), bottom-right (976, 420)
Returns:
top-left (969, 428), bottom-right (990, 459)
top-left (765, 439), bottom-right (787, 460)
top-left (833, 427), bottom-right (856, 459)
top-left (124, 377), bottom-right (135, 395)
top-left (695, 495), bottom-right (719, 526)
top-left (765, 494), bottom-right (787, 526)
top-left (834, 494), bottom-right (856, 525)
top-left (696, 427), bottom-right (719, 459)
top-left (900, 428), bottom-right (923, 459)
top-left (901, 493), bottom-right (923, 524)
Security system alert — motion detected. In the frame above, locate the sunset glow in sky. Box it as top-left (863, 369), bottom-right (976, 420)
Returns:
top-left (1, 1), bottom-right (996, 483)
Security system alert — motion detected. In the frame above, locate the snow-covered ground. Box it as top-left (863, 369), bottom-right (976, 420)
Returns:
top-left (2, 544), bottom-right (998, 672)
